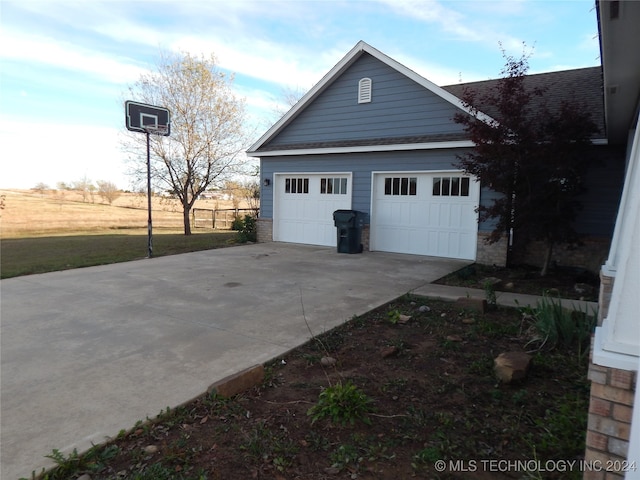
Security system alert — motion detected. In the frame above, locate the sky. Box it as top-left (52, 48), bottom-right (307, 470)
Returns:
top-left (0, 0), bottom-right (601, 190)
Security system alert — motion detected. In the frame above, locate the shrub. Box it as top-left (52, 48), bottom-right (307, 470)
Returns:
top-left (233, 214), bottom-right (257, 243)
top-left (524, 295), bottom-right (596, 353)
top-left (308, 381), bottom-right (373, 426)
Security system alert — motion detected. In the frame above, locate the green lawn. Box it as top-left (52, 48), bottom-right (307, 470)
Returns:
top-left (1, 230), bottom-right (237, 279)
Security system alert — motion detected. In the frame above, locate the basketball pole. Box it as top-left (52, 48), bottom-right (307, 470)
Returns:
top-left (146, 131), bottom-right (153, 258)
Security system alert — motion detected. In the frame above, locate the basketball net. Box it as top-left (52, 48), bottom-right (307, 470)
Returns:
top-left (144, 125), bottom-right (169, 136)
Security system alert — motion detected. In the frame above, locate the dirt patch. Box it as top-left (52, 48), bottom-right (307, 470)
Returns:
top-left (41, 296), bottom-right (591, 480)
top-left (434, 263), bottom-right (600, 302)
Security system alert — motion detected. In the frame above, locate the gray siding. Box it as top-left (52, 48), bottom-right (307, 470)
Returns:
top-left (266, 53), bottom-right (466, 147)
top-left (574, 146), bottom-right (625, 236)
top-left (260, 145), bottom-right (625, 237)
top-left (261, 148), bottom-right (493, 231)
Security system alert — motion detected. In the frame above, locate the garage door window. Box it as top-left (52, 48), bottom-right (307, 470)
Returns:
top-left (285, 177), bottom-right (309, 194)
top-left (384, 177), bottom-right (417, 196)
top-left (320, 177), bottom-right (348, 195)
top-left (433, 176), bottom-right (470, 196)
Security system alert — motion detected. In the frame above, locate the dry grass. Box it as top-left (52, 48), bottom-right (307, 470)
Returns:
top-left (0, 189), bottom-right (244, 238)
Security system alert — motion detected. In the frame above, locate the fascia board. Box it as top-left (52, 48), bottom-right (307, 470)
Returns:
top-left (247, 140), bottom-right (476, 158)
top-left (247, 137), bottom-right (608, 158)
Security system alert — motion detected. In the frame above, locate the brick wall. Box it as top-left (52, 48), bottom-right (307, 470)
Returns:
top-left (584, 358), bottom-right (636, 479)
top-left (512, 237), bottom-right (611, 274)
top-left (584, 272), bottom-right (637, 480)
top-left (597, 272), bottom-right (615, 326)
top-left (361, 225), bottom-right (370, 251)
top-left (475, 233), bottom-right (508, 267)
top-left (256, 218), bottom-right (273, 243)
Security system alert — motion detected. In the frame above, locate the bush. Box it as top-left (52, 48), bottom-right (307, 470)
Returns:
top-left (233, 215), bottom-right (257, 243)
top-left (524, 295), bottom-right (596, 353)
top-left (308, 381), bottom-right (373, 426)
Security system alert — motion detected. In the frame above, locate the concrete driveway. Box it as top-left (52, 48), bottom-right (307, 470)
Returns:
top-left (1, 243), bottom-right (467, 479)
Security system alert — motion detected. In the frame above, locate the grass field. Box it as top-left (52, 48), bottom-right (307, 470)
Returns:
top-left (0, 189), bottom-right (244, 279)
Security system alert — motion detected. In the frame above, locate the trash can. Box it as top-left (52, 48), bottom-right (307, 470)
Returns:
top-left (333, 210), bottom-right (365, 254)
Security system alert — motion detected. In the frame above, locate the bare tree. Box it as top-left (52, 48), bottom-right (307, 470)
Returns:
top-left (96, 180), bottom-right (121, 205)
top-left (73, 176), bottom-right (94, 203)
top-left (124, 51), bottom-right (250, 235)
top-left (33, 183), bottom-right (49, 195)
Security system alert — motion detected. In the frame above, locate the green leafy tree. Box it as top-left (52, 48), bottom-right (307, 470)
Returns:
top-left (454, 48), bottom-right (598, 275)
top-left (124, 51), bottom-right (250, 235)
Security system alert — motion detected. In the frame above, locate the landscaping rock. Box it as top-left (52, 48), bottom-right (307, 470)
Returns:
top-left (418, 305), bottom-right (431, 313)
top-left (208, 364), bottom-right (265, 398)
top-left (320, 356), bottom-right (337, 366)
top-left (505, 282), bottom-right (515, 290)
top-left (494, 352), bottom-right (532, 383)
top-left (456, 297), bottom-right (488, 313)
top-left (143, 445), bottom-right (158, 454)
top-left (481, 276), bottom-right (502, 287)
top-left (462, 318), bottom-right (476, 325)
top-left (398, 314), bottom-right (411, 324)
top-left (77, 475), bottom-right (92, 480)
top-left (574, 283), bottom-right (595, 296)
top-left (381, 346), bottom-right (399, 358)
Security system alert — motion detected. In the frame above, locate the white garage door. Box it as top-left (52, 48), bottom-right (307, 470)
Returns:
top-left (274, 173), bottom-right (352, 246)
top-left (371, 172), bottom-right (479, 260)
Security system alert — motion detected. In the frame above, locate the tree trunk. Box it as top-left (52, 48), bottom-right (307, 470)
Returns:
top-left (540, 239), bottom-right (553, 277)
top-left (183, 204), bottom-right (192, 235)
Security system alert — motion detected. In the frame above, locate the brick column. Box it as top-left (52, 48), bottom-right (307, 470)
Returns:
top-left (584, 361), bottom-right (636, 479)
top-left (256, 218), bottom-right (273, 243)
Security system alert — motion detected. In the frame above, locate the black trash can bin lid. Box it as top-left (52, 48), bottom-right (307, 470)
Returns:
top-left (333, 209), bottom-right (357, 223)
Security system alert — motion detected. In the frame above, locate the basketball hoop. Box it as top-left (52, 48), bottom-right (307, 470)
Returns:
top-left (144, 124), bottom-right (169, 136)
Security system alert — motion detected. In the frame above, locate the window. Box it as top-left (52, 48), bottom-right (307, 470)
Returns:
top-left (358, 78), bottom-right (372, 103)
top-left (321, 177), bottom-right (348, 195)
top-left (384, 176), bottom-right (417, 196)
top-left (433, 176), bottom-right (470, 196)
top-left (284, 177), bottom-right (309, 194)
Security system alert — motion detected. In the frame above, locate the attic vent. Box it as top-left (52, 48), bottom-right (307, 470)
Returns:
top-left (358, 77), bottom-right (372, 103)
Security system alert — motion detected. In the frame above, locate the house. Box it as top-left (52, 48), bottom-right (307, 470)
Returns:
top-left (247, 40), bottom-right (622, 272)
top-left (584, 1), bottom-right (640, 478)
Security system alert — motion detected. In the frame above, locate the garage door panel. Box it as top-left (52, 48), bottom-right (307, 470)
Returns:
top-left (371, 172), bottom-right (479, 260)
top-left (274, 174), bottom-right (351, 246)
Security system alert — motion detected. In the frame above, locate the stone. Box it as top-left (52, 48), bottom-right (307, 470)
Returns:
top-left (208, 364), bottom-right (265, 398)
top-left (320, 356), bottom-right (337, 366)
top-left (398, 314), bottom-right (411, 324)
top-left (462, 318), bottom-right (476, 325)
top-left (481, 276), bottom-right (502, 287)
top-left (494, 352), bottom-right (532, 383)
top-left (574, 283), bottom-right (595, 295)
top-left (446, 335), bottom-right (463, 342)
top-left (504, 282), bottom-right (515, 290)
top-left (77, 475), bottom-right (92, 480)
top-left (418, 305), bottom-right (431, 313)
top-left (456, 297), bottom-right (487, 313)
top-left (381, 346), bottom-right (399, 358)
top-left (143, 445), bottom-right (158, 454)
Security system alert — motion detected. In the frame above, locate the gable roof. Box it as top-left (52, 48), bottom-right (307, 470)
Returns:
top-left (248, 42), bottom-right (606, 157)
top-left (247, 41), bottom-right (492, 156)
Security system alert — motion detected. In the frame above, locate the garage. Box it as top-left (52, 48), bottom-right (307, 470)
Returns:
top-left (370, 172), bottom-right (479, 260)
top-left (273, 173), bottom-right (352, 246)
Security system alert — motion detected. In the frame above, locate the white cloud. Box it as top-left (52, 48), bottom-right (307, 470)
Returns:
top-left (0, 28), bottom-right (148, 84)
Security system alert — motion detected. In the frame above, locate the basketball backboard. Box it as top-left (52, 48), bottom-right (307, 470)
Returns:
top-left (125, 101), bottom-right (170, 136)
